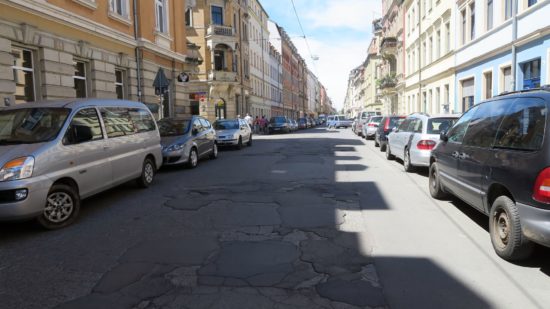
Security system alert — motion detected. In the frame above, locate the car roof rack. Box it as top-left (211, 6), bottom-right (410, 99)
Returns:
top-left (496, 85), bottom-right (550, 97)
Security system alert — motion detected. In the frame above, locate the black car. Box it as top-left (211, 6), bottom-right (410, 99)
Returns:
top-left (374, 115), bottom-right (405, 151)
top-left (429, 88), bottom-right (550, 261)
top-left (268, 116), bottom-right (291, 134)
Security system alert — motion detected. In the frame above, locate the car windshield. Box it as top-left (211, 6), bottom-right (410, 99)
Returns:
top-left (370, 116), bottom-right (383, 123)
top-left (270, 117), bottom-right (286, 124)
top-left (0, 107), bottom-right (70, 144)
top-left (427, 118), bottom-right (457, 134)
top-left (157, 118), bottom-right (190, 136)
top-left (214, 120), bottom-right (239, 130)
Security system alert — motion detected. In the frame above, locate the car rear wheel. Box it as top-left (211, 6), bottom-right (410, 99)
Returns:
top-left (188, 148), bottom-right (198, 168)
top-left (429, 163), bottom-right (448, 199)
top-left (137, 158), bottom-right (155, 188)
top-left (37, 184), bottom-right (80, 230)
top-left (489, 196), bottom-right (534, 261)
top-left (209, 143), bottom-right (218, 160)
top-left (247, 134), bottom-right (253, 146)
top-left (403, 149), bottom-right (414, 172)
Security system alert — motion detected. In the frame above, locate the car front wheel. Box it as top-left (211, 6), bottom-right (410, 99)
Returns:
top-left (188, 148), bottom-right (198, 168)
top-left (137, 158), bottom-right (155, 188)
top-left (489, 196), bottom-right (534, 261)
top-left (37, 184), bottom-right (80, 230)
top-left (209, 143), bottom-right (218, 159)
top-left (429, 163), bottom-right (447, 199)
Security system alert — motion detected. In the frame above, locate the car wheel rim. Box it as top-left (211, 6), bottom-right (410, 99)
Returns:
top-left (144, 163), bottom-right (154, 183)
top-left (494, 210), bottom-right (510, 245)
top-left (430, 169), bottom-right (437, 190)
top-left (44, 192), bottom-right (73, 223)
top-left (191, 150), bottom-right (198, 166)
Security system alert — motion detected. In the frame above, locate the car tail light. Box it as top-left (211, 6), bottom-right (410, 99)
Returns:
top-left (383, 118), bottom-right (390, 131)
top-left (368, 123), bottom-right (377, 127)
top-left (417, 140), bottom-right (436, 150)
top-left (533, 167), bottom-right (550, 203)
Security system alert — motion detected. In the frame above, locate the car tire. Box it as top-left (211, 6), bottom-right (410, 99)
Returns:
top-left (429, 163), bottom-right (448, 199)
top-left (247, 134), bottom-right (253, 146)
top-left (37, 184), bottom-right (80, 230)
top-left (374, 136), bottom-right (380, 147)
top-left (236, 137), bottom-right (243, 150)
top-left (188, 147), bottom-right (198, 168)
top-left (403, 149), bottom-right (414, 172)
top-left (209, 143), bottom-right (218, 160)
top-left (489, 196), bottom-right (534, 261)
top-left (380, 142), bottom-right (386, 152)
top-left (136, 157), bottom-right (155, 188)
top-left (386, 145), bottom-right (395, 160)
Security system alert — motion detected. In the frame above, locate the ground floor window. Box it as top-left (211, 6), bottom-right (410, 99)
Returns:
top-left (191, 100), bottom-right (199, 115)
top-left (522, 58), bottom-right (541, 89)
top-left (11, 47), bottom-right (35, 103)
top-left (215, 99), bottom-right (226, 119)
top-left (73, 60), bottom-right (88, 98)
top-left (461, 78), bottom-right (475, 112)
top-left (115, 69), bottom-right (125, 99)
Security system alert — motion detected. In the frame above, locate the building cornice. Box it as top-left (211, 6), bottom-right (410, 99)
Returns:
top-left (1, 0), bottom-right (136, 47)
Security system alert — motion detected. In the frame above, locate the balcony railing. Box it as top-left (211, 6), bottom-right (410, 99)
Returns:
top-left (380, 37), bottom-right (398, 54)
top-left (207, 25), bottom-right (234, 37)
top-left (208, 70), bottom-right (238, 82)
top-left (376, 73), bottom-right (398, 90)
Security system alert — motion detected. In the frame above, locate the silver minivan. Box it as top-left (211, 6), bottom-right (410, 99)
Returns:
top-left (0, 99), bottom-right (162, 229)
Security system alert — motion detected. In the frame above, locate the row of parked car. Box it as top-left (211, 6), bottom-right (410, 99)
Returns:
top-left (267, 116), bottom-right (323, 134)
top-left (347, 86), bottom-right (550, 261)
top-left (0, 99), bottom-right (260, 229)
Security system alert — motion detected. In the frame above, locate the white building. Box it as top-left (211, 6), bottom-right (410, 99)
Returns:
top-left (268, 43), bottom-right (283, 116)
top-left (307, 69), bottom-right (320, 117)
top-left (404, 0), bottom-right (456, 115)
top-left (247, 0), bottom-right (271, 118)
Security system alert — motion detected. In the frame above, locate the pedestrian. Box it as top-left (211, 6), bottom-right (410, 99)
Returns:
top-left (253, 116), bottom-right (260, 134)
top-left (260, 116), bottom-right (268, 134)
top-left (244, 113), bottom-right (253, 127)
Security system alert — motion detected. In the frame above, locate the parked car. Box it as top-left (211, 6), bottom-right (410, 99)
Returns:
top-left (159, 116), bottom-right (217, 168)
top-left (330, 115), bottom-right (354, 128)
top-left (307, 117), bottom-right (314, 128)
top-left (268, 116), bottom-right (291, 134)
top-left (0, 99), bottom-right (162, 229)
top-left (298, 118), bottom-right (308, 129)
top-left (214, 118), bottom-right (252, 149)
top-left (362, 116), bottom-right (383, 139)
top-left (289, 119), bottom-right (299, 131)
top-left (355, 111), bottom-right (381, 137)
top-left (374, 115), bottom-right (405, 151)
top-left (386, 113), bottom-right (459, 171)
top-left (326, 115), bottom-right (335, 127)
top-left (429, 88), bottom-right (550, 261)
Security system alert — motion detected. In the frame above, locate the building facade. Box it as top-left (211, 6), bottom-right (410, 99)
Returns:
top-left (404, 0), bottom-right (455, 115)
top-left (1, 0), bottom-right (197, 119)
top-left (454, 0), bottom-right (550, 113)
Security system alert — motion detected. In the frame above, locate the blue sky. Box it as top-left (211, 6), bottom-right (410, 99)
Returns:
top-left (261, 0), bottom-right (381, 110)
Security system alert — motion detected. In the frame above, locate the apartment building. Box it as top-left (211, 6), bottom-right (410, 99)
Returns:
top-left (404, 0), bottom-right (455, 115)
top-left (185, 0), bottom-right (249, 121)
top-left (266, 34), bottom-right (283, 117)
top-left (365, 37), bottom-right (382, 111)
top-left (0, 0), bottom-right (196, 118)
top-left (454, 0), bottom-right (550, 112)
top-left (306, 69), bottom-right (320, 117)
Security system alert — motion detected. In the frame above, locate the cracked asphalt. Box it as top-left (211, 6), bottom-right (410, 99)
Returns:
top-left (2, 127), bottom-right (550, 309)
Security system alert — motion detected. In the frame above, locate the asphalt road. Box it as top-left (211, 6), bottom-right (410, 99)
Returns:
top-left (1, 127), bottom-right (550, 309)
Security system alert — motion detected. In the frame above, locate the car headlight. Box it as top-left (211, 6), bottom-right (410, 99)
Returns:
top-left (165, 144), bottom-right (185, 152)
top-left (0, 156), bottom-right (35, 182)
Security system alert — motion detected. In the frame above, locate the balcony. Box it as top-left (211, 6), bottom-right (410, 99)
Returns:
top-left (206, 25), bottom-right (237, 50)
top-left (377, 73), bottom-right (398, 90)
top-left (208, 70), bottom-right (238, 83)
top-left (380, 37), bottom-right (398, 55)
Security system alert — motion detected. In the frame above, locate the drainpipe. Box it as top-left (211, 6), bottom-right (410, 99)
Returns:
top-left (133, 0), bottom-right (142, 101)
top-left (511, 0), bottom-right (518, 91)
top-left (418, 0), bottom-right (422, 113)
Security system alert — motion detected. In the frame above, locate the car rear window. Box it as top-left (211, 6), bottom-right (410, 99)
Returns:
top-left (427, 118), bottom-right (457, 134)
top-left (389, 117), bottom-right (404, 128)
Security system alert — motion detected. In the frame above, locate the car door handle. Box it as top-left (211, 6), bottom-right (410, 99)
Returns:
top-left (452, 151), bottom-right (460, 158)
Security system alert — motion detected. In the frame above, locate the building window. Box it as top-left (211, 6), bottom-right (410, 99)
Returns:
top-left (422, 41), bottom-right (427, 66)
top-left (486, 0), bottom-right (493, 30)
top-left (502, 66), bottom-right (512, 92)
top-left (461, 78), bottom-right (475, 112)
top-left (110, 0), bottom-right (128, 17)
top-left (461, 9), bottom-right (467, 45)
top-left (483, 71), bottom-right (493, 99)
top-left (445, 22), bottom-right (450, 52)
top-left (155, 0), bottom-right (168, 33)
top-left (214, 50), bottom-right (225, 71)
top-left (505, 0), bottom-right (514, 20)
top-left (436, 87), bottom-right (441, 114)
top-left (429, 36), bottom-right (433, 64)
top-left (185, 7), bottom-right (193, 27)
top-left (522, 59), bottom-right (541, 89)
top-left (73, 61), bottom-right (88, 98)
top-left (436, 30), bottom-right (441, 59)
top-left (115, 69), bottom-right (125, 99)
top-left (11, 48), bottom-right (35, 103)
top-left (528, 0), bottom-right (537, 7)
top-left (470, 2), bottom-right (475, 40)
top-left (212, 5), bottom-right (223, 25)
top-left (444, 84), bottom-right (449, 112)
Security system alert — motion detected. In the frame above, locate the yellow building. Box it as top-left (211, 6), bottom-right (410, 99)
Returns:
top-left (185, 0), bottom-right (249, 121)
top-left (0, 0), bottom-right (197, 118)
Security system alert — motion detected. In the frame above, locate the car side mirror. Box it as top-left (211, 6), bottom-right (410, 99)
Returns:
top-left (440, 131), bottom-right (449, 142)
top-left (392, 127), bottom-right (398, 133)
top-left (192, 128), bottom-right (199, 135)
